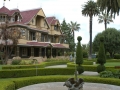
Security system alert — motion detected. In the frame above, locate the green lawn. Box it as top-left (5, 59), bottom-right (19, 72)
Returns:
top-left (105, 62), bottom-right (120, 66)
top-left (0, 65), bottom-right (2, 70)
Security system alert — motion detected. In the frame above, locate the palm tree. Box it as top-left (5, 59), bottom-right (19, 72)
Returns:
top-left (68, 21), bottom-right (80, 50)
top-left (82, 0), bottom-right (99, 59)
top-left (98, 13), bottom-right (113, 30)
top-left (97, 0), bottom-right (120, 17)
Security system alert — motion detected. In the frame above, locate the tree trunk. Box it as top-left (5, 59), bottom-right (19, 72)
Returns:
top-left (73, 30), bottom-right (75, 52)
top-left (89, 16), bottom-right (92, 59)
top-left (104, 20), bottom-right (107, 30)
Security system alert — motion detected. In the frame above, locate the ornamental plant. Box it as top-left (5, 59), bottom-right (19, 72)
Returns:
top-left (97, 36), bottom-right (106, 73)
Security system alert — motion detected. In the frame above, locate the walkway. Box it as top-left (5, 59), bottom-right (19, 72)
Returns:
top-left (18, 82), bottom-right (120, 90)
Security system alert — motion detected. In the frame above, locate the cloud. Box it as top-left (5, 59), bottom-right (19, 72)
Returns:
top-left (1, 0), bottom-right (120, 44)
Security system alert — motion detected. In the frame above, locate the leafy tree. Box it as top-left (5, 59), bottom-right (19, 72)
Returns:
top-left (76, 36), bottom-right (83, 66)
top-left (68, 21), bottom-right (80, 47)
top-left (97, 0), bottom-right (120, 17)
top-left (98, 13), bottom-right (113, 30)
top-left (61, 19), bottom-right (74, 52)
top-left (93, 28), bottom-right (120, 58)
top-left (0, 22), bottom-right (21, 64)
top-left (82, 0), bottom-right (99, 59)
top-left (97, 37), bottom-right (106, 65)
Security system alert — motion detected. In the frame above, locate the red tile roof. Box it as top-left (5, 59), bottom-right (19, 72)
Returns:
top-left (51, 19), bottom-right (57, 25)
top-left (21, 8), bottom-right (40, 24)
top-left (51, 44), bottom-right (66, 48)
top-left (27, 42), bottom-right (50, 47)
top-left (0, 6), bottom-right (10, 14)
top-left (9, 9), bottom-right (20, 16)
top-left (46, 16), bottom-right (55, 24)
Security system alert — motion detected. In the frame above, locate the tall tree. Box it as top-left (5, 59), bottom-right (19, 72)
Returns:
top-left (61, 19), bottom-right (74, 52)
top-left (93, 28), bottom-right (120, 58)
top-left (0, 22), bottom-right (21, 64)
top-left (97, 0), bottom-right (120, 17)
top-left (82, 0), bottom-right (99, 59)
top-left (98, 13), bottom-right (113, 30)
top-left (68, 21), bottom-right (80, 50)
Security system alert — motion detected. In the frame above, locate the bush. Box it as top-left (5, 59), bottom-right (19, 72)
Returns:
top-left (100, 71), bottom-right (113, 78)
top-left (11, 60), bottom-right (21, 65)
top-left (2, 61), bottom-right (68, 70)
top-left (0, 68), bottom-right (75, 78)
top-left (1, 75), bottom-right (120, 90)
top-left (83, 51), bottom-right (88, 58)
top-left (0, 60), bottom-right (2, 64)
top-left (77, 66), bottom-right (84, 74)
top-left (114, 54), bottom-right (120, 59)
top-left (97, 65), bottom-right (106, 73)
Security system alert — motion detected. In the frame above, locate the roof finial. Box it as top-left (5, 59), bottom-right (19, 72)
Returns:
top-left (3, 0), bottom-right (5, 6)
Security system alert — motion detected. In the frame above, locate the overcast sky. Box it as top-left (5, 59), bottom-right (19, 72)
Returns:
top-left (1, 0), bottom-right (120, 44)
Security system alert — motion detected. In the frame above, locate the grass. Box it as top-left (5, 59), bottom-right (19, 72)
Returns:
top-left (105, 62), bottom-right (120, 66)
top-left (0, 65), bottom-right (2, 70)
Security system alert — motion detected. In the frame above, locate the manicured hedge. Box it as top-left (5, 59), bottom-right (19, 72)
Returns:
top-left (0, 81), bottom-right (15, 90)
top-left (2, 61), bottom-right (68, 69)
top-left (0, 75), bottom-right (120, 90)
top-left (114, 54), bottom-right (120, 59)
top-left (67, 62), bottom-right (114, 72)
top-left (0, 68), bottom-right (75, 78)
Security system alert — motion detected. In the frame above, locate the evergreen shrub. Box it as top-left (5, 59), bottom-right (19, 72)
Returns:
top-left (97, 65), bottom-right (106, 73)
top-left (11, 60), bottom-right (21, 65)
top-left (77, 66), bottom-right (84, 74)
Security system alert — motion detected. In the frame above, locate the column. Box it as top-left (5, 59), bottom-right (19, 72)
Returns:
top-left (39, 47), bottom-right (41, 57)
top-left (51, 47), bottom-right (53, 58)
top-left (31, 47), bottom-right (34, 57)
top-left (44, 48), bottom-right (46, 58)
top-left (16, 46), bottom-right (19, 57)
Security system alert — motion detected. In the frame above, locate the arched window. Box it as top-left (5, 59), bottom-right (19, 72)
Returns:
top-left (15, 15), bottom-right (18, 22)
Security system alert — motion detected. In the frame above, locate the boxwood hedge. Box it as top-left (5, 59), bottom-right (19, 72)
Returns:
top-left (0, 75), bottom-right (120, 90)
top-left (2, 61), bottom-right (68, 70)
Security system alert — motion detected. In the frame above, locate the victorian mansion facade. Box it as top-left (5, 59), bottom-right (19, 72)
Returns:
top-left (0, 6), bottom-right (69, 59)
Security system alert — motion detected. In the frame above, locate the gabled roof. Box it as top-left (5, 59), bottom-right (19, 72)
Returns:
top-left (21, 8), bottom-right (40, 24)
top-left (46, 16), bottom-right (55, 24)
top-left (9, 9), bottom-right (20, 16)
top-left (0, 6), bottom-right (10, 14)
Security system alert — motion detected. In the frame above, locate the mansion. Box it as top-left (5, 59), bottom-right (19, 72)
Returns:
top-left (0, 6), bottom-right (69, 59)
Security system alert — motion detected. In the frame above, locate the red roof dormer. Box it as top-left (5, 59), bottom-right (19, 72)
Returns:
top-left (0, 6), bottom-right (10, 14)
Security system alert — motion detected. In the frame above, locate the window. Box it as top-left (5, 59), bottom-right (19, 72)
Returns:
top-left (54, 24), bottom-right (59, 31)
top-left (21, 29), bottom-right (25, 36)
top-left (29, 32), bottom-right (36, 40)
top-left (41, 34), bottom-right (44, 42)
top-left (44, 21), bottom-right (46, 27)
top-left (22, 48), bottom-right (27, 56)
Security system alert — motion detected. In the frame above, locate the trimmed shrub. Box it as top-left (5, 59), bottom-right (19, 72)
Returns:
top-left (0, 68), bottom-right (75, 78)
top-left (76, 36), bottom-right (83, 65)
top-left (0, 60), bottom-right (2, 64)
top-left (77, 66), bottom-right (84, 74)
top-left (0, 81), bottom-right (15, 90)
top-left (11, 60), bottom-right (21, 65)
top-left (97, 37), bottom-right (106, 65)
top-left (2, 61), bottom-right (68, 69)
top-left (114, 54), bottom-right (120, 59)
top-left (97, 65), bottom-right (106, 73)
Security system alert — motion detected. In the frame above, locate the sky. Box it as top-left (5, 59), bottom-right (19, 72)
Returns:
top-left (1, 0), bottom-right (120, 44)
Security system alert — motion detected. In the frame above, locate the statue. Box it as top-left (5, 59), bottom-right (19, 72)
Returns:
top-left (63, 78), bottom-right (84, 90)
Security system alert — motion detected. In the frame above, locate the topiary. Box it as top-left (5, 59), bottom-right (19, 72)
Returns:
top-left (77, 66), bottom-right (84, 74)
top-left (97, 65), bottom-right (106, 73)
top-left (97, 36), bottom-right (106, 65)
top-left (11, 59), bottom-right (21, 65)
top-left (76, 36), bottom-right (83, 66)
